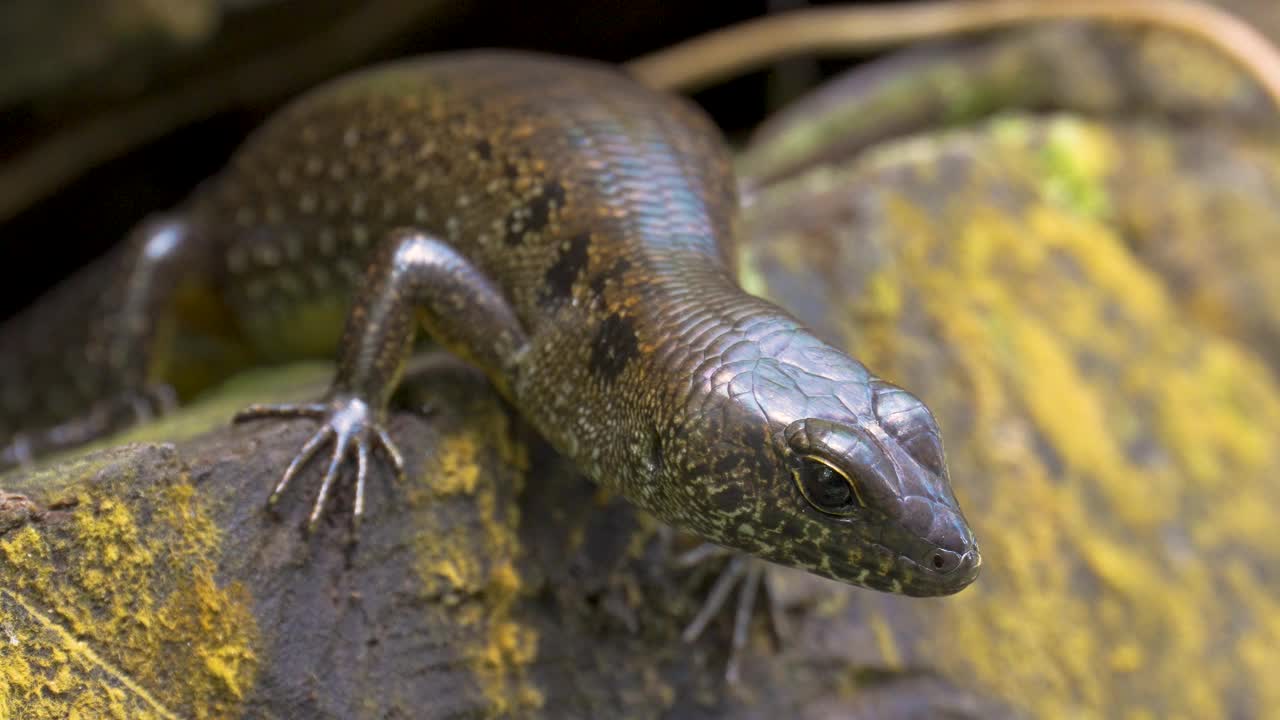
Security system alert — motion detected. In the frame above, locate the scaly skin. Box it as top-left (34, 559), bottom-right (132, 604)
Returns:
top-left (0, 51), bottom-right (979, 597)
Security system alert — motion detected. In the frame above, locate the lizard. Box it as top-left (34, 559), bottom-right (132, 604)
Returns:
top-left (2, 0), bottom-right (1278, 677)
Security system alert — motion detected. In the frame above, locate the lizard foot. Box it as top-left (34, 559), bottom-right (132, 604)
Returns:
top-left (0, 432), bottom-right (34, 468)
top-left (117, 383), bottom-right (179, 424)
top-left (234, 395), bottom-right (406, 531)
top-left (676, 544), bottom-right (788, 685)
top-left (1, 383), bottom-right (177, 469)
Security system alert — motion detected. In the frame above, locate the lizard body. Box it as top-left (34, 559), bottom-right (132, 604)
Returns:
top-left (8, 0), bottom-right (1280, 598)
top-left (0, 51), bottom-right (978, 596)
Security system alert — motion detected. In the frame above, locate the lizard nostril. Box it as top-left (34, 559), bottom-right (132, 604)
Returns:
top-left (926, 549), bottom-right (963, 574)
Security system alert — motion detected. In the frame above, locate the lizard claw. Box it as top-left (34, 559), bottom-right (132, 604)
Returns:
top-left (234, 395), bottom-right (406, 531)
top-left (676, 545), bottom-right (788, 685)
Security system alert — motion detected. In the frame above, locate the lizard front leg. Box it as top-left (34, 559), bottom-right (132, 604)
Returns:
top-left (235, 228), bottom-right (529, 530)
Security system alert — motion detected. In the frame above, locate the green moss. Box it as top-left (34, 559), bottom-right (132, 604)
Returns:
top-left (1033, 117), bottom-right (1113, 219)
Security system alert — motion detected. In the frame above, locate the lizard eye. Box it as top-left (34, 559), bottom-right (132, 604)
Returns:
top-left (794, 457), bottom-right (860, 516)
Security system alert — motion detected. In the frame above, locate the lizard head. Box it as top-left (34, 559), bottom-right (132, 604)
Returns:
top-left (684, 334), bottom-right (980, 597)
top-left (774, 379), bottom-right (980, 596)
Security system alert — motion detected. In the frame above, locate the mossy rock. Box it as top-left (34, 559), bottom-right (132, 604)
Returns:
top-left (740, 112), bottom-right (1280, 718)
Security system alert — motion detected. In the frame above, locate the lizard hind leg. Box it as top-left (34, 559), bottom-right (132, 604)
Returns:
top-left (234, 228), bottom-right (528, 532)
top-left (676, 543), bottom-right (790, 685)
top-left (1, 214), bottom-right (214, 469)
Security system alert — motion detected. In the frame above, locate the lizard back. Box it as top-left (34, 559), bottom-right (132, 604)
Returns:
top-left (194, 51), bottom-right (740, 362)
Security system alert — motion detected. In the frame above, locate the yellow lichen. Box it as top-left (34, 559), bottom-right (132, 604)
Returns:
top-left (897, 131), bottom-right (1277, 716)
top-left (432, 435), bottom-right (483, 497)
top-left (410, 404), bottom-right (542, 716)
top-left (0, 454), bottom-right (258, 718)
top-left (867, 612), bottom-right (902, 669)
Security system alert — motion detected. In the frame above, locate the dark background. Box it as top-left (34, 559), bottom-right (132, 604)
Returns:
top-left (0, 0), bottom-right (902, 323)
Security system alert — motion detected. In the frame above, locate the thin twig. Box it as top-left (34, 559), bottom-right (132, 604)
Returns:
top-left (627, 0), bottom-right (1280, 112)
